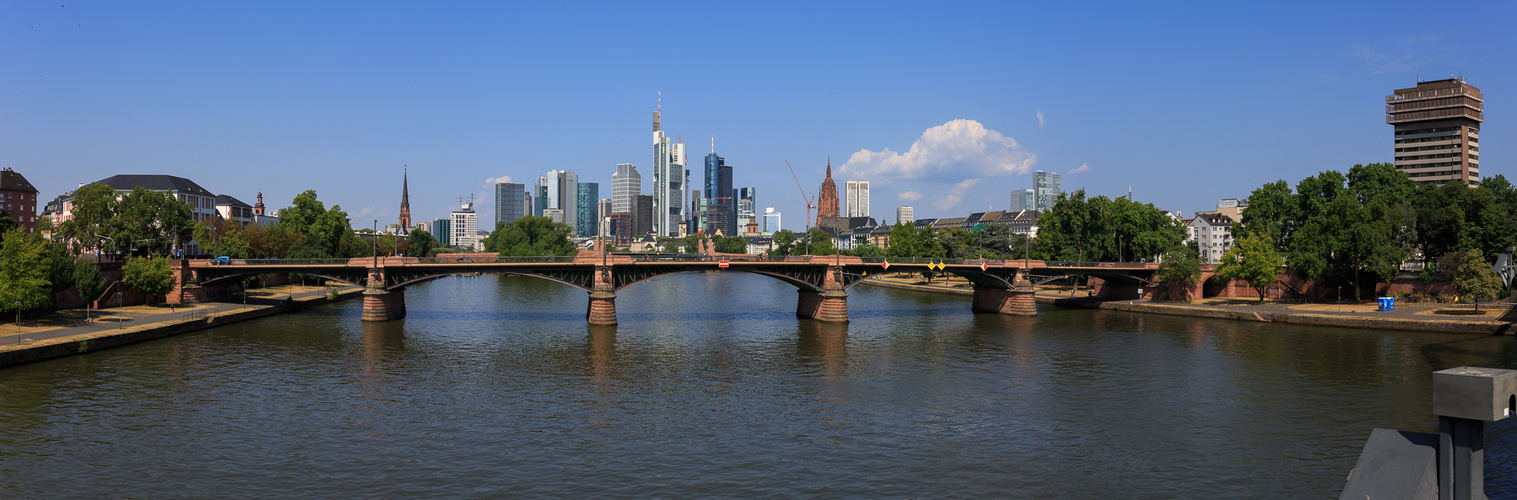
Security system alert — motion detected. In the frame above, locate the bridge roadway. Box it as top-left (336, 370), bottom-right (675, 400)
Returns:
top-left (172, 252), bottom-right (1160, 325)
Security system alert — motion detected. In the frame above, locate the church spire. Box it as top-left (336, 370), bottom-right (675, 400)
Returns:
top-left (398, 168), bottom-right (412, 232)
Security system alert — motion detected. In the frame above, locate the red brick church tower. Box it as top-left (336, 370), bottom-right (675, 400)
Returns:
top-left (815, 158), bottom-right (840, 225)
top-left (398, 169), bottom-right (411, 230)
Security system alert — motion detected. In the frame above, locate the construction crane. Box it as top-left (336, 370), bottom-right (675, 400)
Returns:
top-left (785, 160), bottom-right (816, 255)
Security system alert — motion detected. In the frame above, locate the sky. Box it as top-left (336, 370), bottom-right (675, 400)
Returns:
top-left (3, 1), bottom-right (1514, 232)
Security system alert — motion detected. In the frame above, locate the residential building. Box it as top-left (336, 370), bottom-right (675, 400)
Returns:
top-left (762, 208), bottom-right (781, 235)
top-left (1215, 198), bottom-right (1247, 223)
top-left (397, 170), bottom-right (411, 234)
top-left (0, 168), bottom-right (40, 233)
top-left (575, 182), bottom-right (599, 237)
top-left (816, 159), bottom-right (840, 225)
top-left (1388, 77), bottom-right (1483, 186)
top-left (1187, 213), bottom-right (1235, 264)
top-left (1009, 189), bottom-right (1034, 212)
top-left (431, 218), bottom-right (451, 246)
top-left (896, 206), bottom-right (914, 225)
top-left (612, 163), bottom-right (640, 213)
top-left (214, 195), bottom-right (255, 224)
top-left (651, 101), bottom-right (687, 236)
top-left (495, 182), bottom-right (526, 229)
top-left (1033, 171), bottom-right (1061, 211)
top-left (846, 181), bottom-right (870, 218)
top-left (451, 201), bottom-right (479, 251)
top-left (90, 174), bottom-right (224, 254)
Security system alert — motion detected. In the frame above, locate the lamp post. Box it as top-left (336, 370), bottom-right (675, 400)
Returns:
top-left (94, 234), bottom-right (116, 262)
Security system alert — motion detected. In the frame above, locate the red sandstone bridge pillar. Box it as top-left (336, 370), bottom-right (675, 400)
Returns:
top-left (796, 266), bottom-right (849, 322)
top-left (361, 269), bottom-right (406, 322)
top-left (586, 265), bottom-right (617, 325)
top-left (971, 276), bottom-right (1036, 316)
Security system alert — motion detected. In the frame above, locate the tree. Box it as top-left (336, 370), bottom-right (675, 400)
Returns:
top-left (851, 242), bottom-right (885, 258)
top-left (73, 260), bottom-right (107, 320)
top-left (806, 227), bottom-right (837, 256)
top-left (115, 187), bottom-right (192, 256)
top-left (482, 216), bottom-right (577, 256)
top-left (681, 233), bottom-right (710, 254)
top-left (278, 190), bottom-right (326, 235)
top-left (1234, 180), bottom-right (1294, 252)
top-left (122, 256), bottom-right (176, 302)
top-left (0, 230), bottom-right (53, 317)
top-left (713, 236), bottom-right (748, 254)
top-left (406, 229), bottom-right (437, 257)
top-left (771, 230), bottom-right (798, 258)
top-left (1451, 249), bottom-right (1502, 312)
top-left (58, 182), bottom-right (118, 257)
top-left (1215, 233), bottom-right (1284, 303)
top-left (1156, 245), bottom-right (1202, 301)
top-left (886, 222), bottom-right (920, 258)
top-left (1287, 167), bottom-right (1412, 301)
top-left (0, 210), bottom-right (17, 238)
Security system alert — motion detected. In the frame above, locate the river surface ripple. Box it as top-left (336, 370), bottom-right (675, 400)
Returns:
top-left (1, 273), bottom-right (1514, 498)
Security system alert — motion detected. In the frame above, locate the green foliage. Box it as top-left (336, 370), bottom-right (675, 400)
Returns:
top-left (116, 187), bottom-right (192, 256)
top-left (1284, 165), bottom-right (1413, 300)
top-left (850, 242), bottom-right (885, 258)
top-left (0, 210), bottom-right (17, 237)
top-left (713, 236), bottom-right (748, 254)
top-left (1451, 249), bottom-right (1502, 305)
top-left (406, 229), bottom-right (437, 257)
top-left (1234, 180), bottom-right (1294, 251)
top-left (805, 227), bottom-right (837, 256)
top-left (482, 216), bottom-right (578, 256)
top-left (278, 190), bottom-right (325, 235)
top-left (771, 230), bottom-right (798, 257)
top-left (193, 219), bottom-right (252, 259)
top-left (681, 232), bottom-right (710, 254)
top-left (1215, 233), bottom-right (1284, 303)
top-left (41, 241), bottom-right (77, 294)
top-left (1156, 245), bottom-right (1202, 300)
top-left (72, 260), bottom-right (107, 303)
top-left (0, 230), bottom-right (54, 315)
top-left (886, 222), bottom-right (920, 258)
top-left (122, 256), bottom-right (176, 300)
top-left (1035, 189), bottom-right (1184, 262)
top-left (58, 182), bottom-right (119, 256)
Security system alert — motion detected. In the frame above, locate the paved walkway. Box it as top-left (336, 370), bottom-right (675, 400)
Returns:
top-left (0, 287), bottom-right (354, 347)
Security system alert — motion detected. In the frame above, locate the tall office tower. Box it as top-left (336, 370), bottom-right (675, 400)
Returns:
top-left (494, 182), bottom-right (526, 229)
top-left (762, 208), bottom-right (781, 234)
top-left (451, 201), bottom-right (478, 250)
top-left (1388, 77), bottom-right (1484, 186)
top-left (846, 181), bottom-right (870, 218)
top-left (397, 170), bottom-right (411, 233)
top-left (546, 170), bottom-right (579, 231)
top-left (816, 159), bottom-right (840, 225)
top-left (691, 189), bottom-right (704, 233)
top-left (522, 193), bottom-right (533, 222)
top-left (702, 152), bottom-right (736, 236)
top-left (575, 182), bottom-right (599, 237)
top-left (632, 194), bottom-right (654, 238)
top-left (1009, 189), bottom-right (1034, 212)
top-left (651, 99), bottom-right (687, 236)
top-left (534, 176), bottom-right (548, 216)
top-left (737, 187), bottom-right (756, 230)
top-left (431, 218), bottom-right (451, 246)
top-left (897, 206), bottom-right (915, 225)
top-left (612, 163), bottom-right (641, 213)
top-left (597, 199), bottom-right (613, 236)
top-left (1033, 170), bottom-right (1061, 211)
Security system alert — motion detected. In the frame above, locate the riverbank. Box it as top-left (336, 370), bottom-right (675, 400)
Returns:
top-left (0, 285), bottom-right (365, 370)
top-left (858, 276), bottom-right (1517, 335)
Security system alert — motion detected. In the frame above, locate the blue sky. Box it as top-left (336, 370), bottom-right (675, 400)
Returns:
top-left (3, 1), bottom-right (1513, 231)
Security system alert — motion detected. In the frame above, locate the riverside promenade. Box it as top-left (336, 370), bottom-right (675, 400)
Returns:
top-left (860, 274), bottom-right (1517, 335)
top-left (0, 285), bottom-right (364, 369)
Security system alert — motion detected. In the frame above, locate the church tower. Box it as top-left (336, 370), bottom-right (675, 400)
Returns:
top-left (816, 158), bottom-right (840, 225)
top-left (253, 191), bottom-right (265, 216)
top-left (398, 169), bottom-right (412, 231)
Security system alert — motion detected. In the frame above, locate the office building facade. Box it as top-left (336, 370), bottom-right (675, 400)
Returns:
top-left (1388, 77), bottom-right (1483, 186)
top-left (451, 201), bottom-right (479, 250)
top-left (1033, 170), bottom-right (1061, 212)
top-left (651, 103), bottom-right (687, 236)
top-left (737, 187), bottom-right (756, 230)
top-left (762, 208), bottom-right (781, 235)
top-left (431, 218), bottom-right (451, 246)
top-left (575, 182), bottom-right (599, 237)
top-left (494, 182), bottom-right (526, 229)
top-left (612, 163), bottom-right (640, 213)
top-left (1009, 189), bottom-right (1034, 212)
top-left (896, 206), bottom-right (914, 225)
top-left (846, 180), bottom-right (870, 218)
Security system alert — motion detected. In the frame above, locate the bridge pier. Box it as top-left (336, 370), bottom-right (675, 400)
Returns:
top-left (797, 289), bottom-right (849, 322)
top-left (971, 277), bottom-right (1037, 316)
top-left (361, 270), bottom-right (406, 321)
top-left (587, 286), bottom-right (617, 325)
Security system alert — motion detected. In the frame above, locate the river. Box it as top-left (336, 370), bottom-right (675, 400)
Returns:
top-left (1, 273), bottom-right (1514, 498)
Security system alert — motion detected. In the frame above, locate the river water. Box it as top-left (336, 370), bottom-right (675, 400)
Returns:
top-left (1, 273), bottom-right (1514, 498)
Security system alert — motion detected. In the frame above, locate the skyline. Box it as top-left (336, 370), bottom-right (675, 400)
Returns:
top-left (3, 1), bottom-right (1514, 231)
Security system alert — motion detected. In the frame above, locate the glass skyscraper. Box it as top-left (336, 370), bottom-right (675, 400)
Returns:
top-left (612, 163), bottom-right (640, 213)
top-left (494, 182), bottom-right (525, 229)
top-left (1033, 171), bottom-right (1061, 212)
top-left (576, 182), bottom-right (599, 237)
top-left (652, 103), bottom-right (686, 236)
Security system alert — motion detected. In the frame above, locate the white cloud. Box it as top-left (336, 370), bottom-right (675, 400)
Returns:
top-left (1349, 44), bottom-right (1423, 75)
top-left (354, 206), bottom-right (379, 217)
top-left (483, 175), bottom-right (513, 186)
top-left (839, 119), bottom-right (1036, 182)
top-left (1036, 109), bottom-right (1046, 129)
top-left (1068, 163), bottom-right (1092, 174)
top-left (933, 179), bottom-right (979, 211)
top-left (898, 191), bottom-right (924, 201)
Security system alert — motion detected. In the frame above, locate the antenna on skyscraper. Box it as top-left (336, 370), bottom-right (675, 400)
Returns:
top-left (711, 135), bottom-right (715, 154)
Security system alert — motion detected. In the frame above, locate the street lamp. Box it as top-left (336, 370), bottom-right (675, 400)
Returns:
top-left (94, 234), bottom-right (116, 262)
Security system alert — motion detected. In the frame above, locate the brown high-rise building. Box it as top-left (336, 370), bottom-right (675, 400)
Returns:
top-left (816, 159), bottom-right (840, 226)
top-left (1387, 77), bottom-right (1483, 186)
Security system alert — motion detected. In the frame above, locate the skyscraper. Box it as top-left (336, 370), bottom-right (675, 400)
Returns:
top-left (397, 170), bottom-right (411, 235)
top-left (534, 176), bottom-right (548, 217)
top-left (451, 200), bottom-right (478, 250)
top-left (762, 208), bottom-right (781, 235)
top-left (494, 182), bottom-right (526, 229)
top-left (651, 99), bottom-right (686, 236)
top-left (576, 182), bottom-right (599, 237)
top-left (612, 163), bottom-right (641, 213)
top-left (1009, 189), bottom-right (1035, 212)
top-left (737, 187), bottom-right (756, 231)
top-left (702, 152), bottom-right (736, 235)
top-left (431, 218), bottom-right (451, 246)
top-left (1388, 77), bottom-right (1483, 186)
top-left (896, 206), bottom-right (914, 225)
top-left (597, 199), bottom-right (613, 237)
top-left (846, 181), bottom-right (870, 218)
top-left (1033, 170), bottom-right (1061, 212)
top-left (632, 194), bottom-right (654, 238)
top-left (546, 170), bottom-right (579, 230)
top-left (816, 159), bottom-right (840, 226)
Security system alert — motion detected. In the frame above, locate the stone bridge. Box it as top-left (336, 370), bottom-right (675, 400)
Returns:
top-left (171, 251), bottom-right (1159, 325)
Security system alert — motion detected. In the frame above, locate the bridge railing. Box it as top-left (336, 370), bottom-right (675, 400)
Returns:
top-left (225, 258), bottom-right (352, 266)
